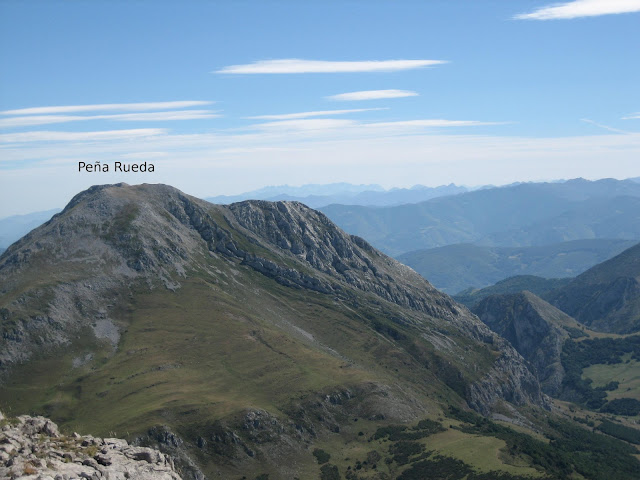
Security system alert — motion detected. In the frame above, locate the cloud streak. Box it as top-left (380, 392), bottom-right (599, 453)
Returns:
top-left (250, 119), bottom-right (358, 131)
top-left (365, 119), bottom-right (506, 128)
top-left (0, 101), bottom-right (213, 116)
top-left (515, 0), bottom-right (640, 20)
top-left (581, 118), bottom-right (631, 134)
top-left (0, 129), bottom-right (167, 144)
top-left (246, 117), bottom-right (504, 134)
top-left (215, 59), bottom-right (446, 74)
top-left (248, 108), bottom-right (385, 120)
top-left (0, 110), bottom-right (220, 128)
top-left (327, 89), bottom-right (419, 101)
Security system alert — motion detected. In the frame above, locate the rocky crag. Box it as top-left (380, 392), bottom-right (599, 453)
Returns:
top-left (0, 411), bottom-right (181, 480)
top-left (472, 291), bottom-right (581, 396)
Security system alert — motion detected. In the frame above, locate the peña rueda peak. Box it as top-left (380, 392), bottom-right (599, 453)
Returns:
top-left (0, 182), bottom-right (570, 479)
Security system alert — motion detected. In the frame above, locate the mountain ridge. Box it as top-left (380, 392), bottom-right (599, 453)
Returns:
top-left (0, 182), bottom-right (547, 478)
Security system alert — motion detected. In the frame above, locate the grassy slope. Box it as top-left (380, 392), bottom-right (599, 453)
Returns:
top-left (0, 242), bottom-right (555, 478)
top-left (583, 355), bottom-right (640, 402)
top-left (1, 273), bottom-right (377, 430)
top-left (0, 251), bottom-right (477, 477)
top-left (308, 418), bottom-right (544, 479)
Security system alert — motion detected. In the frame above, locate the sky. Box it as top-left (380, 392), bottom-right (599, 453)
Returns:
top-left (0, 0), bottom-right (639, 216)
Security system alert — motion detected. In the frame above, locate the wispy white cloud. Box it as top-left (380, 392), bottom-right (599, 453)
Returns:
top-left (0, 110), bottom-right (220, 128)
top-left (327, 89), bottom-right (419, 101)
top-left (581, 118), bottom-right (632, 134)
top-left (215, 59), bottom-right (445, 74)
top-left (0, 129), bottom-right (167, 144)
top-left (120, 151), bottom-right (169, 159)
top-left (515, 0), bottom-right (640, 20)
top-left (246, 117), bottom-right (504, 134)
top-left (0, 115), bottom-right (84, 128)
top-left (248, 108), bottom-right (385, 120)
top-left (365, 119), bottom-right (507, 128)
top-left (251, 119), bottom-right (357, 131)
top-left (105, 110), bottom-right (219, 122)
top-left (622, 112), bottom-right (640, 119)
top-left (0, 101), bottom-right (213, 116)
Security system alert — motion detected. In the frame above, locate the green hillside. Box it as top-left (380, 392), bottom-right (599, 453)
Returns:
top-left (547, 242), bottom-right (640, 333)
top-left (398, 239), bottom-right (633, 294)
top-left (455, 276), bottom-right (572, 308)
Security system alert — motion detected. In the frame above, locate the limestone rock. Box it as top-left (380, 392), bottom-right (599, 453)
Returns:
top-left (0, 412), bottom-right (182, 480)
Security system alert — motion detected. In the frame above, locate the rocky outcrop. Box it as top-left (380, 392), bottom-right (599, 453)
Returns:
top-left (228, 200), bottom-right (462, 320)
top-left (473, 291), bottom-right (576, 396)
top-left (0, 411), bottom-right (182, 480)
top-left (467, 348), bottom-right (548, 414)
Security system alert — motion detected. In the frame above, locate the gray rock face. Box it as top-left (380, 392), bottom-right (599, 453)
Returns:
top-left (473, 291), bottom-right (574, 396)
top-left (0, 412), bottom-right (182, 480)
top-left (228, 200), bottom-right (462, 320)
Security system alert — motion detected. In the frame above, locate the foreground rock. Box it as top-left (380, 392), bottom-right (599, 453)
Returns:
top-left (0, 412), bottom-right (182, 480)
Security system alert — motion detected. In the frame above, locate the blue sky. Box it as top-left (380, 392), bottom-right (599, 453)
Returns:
top-left (1, 0), bottom-right (639, 216)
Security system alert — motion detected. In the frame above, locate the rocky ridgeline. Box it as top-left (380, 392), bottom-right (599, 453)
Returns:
top-left (0, 412), bottom-right (182, 480)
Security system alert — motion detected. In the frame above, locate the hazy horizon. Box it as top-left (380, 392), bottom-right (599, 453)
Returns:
top-left (1, 175), bottom-right (638, 219)
top-left (1, 1), bottom-right (639, 216)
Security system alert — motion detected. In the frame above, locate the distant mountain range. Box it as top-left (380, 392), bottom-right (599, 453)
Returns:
top-left (5, 178), bottom-right (639, 257)
top-left (321, 178), bottom-right (640, 256)
top-left (398, 239), bottom-right (638, 294)
top-left (206, 182), bottom-right (471, 208)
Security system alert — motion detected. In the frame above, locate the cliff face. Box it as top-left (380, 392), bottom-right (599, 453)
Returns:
top-left (473, 291), bottom-right (581, 396)
top-left (547, 242), bottom-right (640, 333)
top-left (0, 183), bottom-right (547, 478)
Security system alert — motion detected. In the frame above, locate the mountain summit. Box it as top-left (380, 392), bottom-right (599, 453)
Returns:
top-left (0, 183), bottom-right (545, 478)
